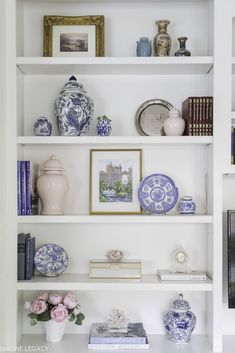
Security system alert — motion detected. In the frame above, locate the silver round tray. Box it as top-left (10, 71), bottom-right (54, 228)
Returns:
top-left (135, 99), bottom-right (173, 136)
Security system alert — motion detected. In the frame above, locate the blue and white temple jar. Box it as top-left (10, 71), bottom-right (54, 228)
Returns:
top-left (34, 117), bottom-right (52, 136)
top-left (55, 76), bottom-right (94, 136)
top-left (179, 196), bottom-right (196, 215)
top-left (96, 116), bottom-right (112, 136)
top-left (163, 293), bottom-right (196, 343)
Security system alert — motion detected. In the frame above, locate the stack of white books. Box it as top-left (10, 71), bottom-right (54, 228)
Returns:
top-left (88, 322), bottom-right (149, 350)
top-left (157, 269), bottom-right (208, 281)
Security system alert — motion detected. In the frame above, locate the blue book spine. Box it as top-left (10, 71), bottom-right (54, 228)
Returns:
top-left (20, 161), bottom-right (27, 215)
top-left (26, 161), bottom-right (32, 215)
top-left (25, 237), bottom-right (35, 280)
top-left (17, 161), bottom-right (22, 215)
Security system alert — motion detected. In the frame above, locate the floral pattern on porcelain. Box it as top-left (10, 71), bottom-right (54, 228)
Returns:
top-left (34, 244), bottom-right (69, 277)
top-left (179, 196), bottom-right (196, 214)
top-left (55, 76), bottom-right (94, 136)
top-left (96, 116), bottom-right (112, 136)
top-left (34, 117), bottom-right (52, 136)
top-left (163, 294), bottom-right (196, 343)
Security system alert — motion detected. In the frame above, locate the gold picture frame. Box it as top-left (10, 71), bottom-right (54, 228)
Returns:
top-left (90, 149), bottom-right (142, 215)
top-left (43, 15), bottom-right (105, 57)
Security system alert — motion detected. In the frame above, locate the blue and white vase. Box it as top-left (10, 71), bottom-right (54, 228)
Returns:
top-left (163, 293), bottom-right (196, 343)
top-left (55, 76), bottom-right (94, 136)
top-left (34, 117), bottom-right (52, 136)
top-left (179, 196), bottom-right (196, 215)
top-left (136, 37), bottom-right (152, 57)
top-left (96, 116), bottom-right (112, 136)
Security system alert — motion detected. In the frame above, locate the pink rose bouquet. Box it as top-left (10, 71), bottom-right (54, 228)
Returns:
top-left (26, 292), bottom-right (85, 326)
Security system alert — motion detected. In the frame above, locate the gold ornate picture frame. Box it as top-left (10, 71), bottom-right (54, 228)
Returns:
top-left (43, 15), bottom-right (105, 57)
top-left (90, 149), bottom-right (142, 215)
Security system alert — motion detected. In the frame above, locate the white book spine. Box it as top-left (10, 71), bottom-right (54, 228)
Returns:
top-left (159, 274), bottom-right (207, 281)
top-left (88, 343), bottom-right (149, 350)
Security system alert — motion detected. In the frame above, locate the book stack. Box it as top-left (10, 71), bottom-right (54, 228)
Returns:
top-left (17, 161), bottom-right (39, 215)
top-left (17, 233), bottom-right (35, 280)
top-left (182, 96), bottom-right (213, 136)
top-left (88, 323), bottom-right (149, 350)
top-left (157, 269), bottom-right (207, 281)
top-left (89, 259), bottom-right (142, 279)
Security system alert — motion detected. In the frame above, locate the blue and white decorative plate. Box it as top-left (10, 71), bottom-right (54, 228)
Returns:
top-left (34, 244), bottom-right (69, 277)
top-left (138, 174), bottom-right (179, 214)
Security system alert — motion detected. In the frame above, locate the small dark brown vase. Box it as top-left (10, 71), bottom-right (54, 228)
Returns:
top-left (175, 37), bottom-right (191, 56)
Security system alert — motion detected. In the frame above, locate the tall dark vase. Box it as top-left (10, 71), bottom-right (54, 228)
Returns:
top-left (175, 37), bottom-right (191, 56)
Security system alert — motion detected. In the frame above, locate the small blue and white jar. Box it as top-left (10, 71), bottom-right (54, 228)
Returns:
top-left (163, 293), bottom-right (196, 343)
top-left (179, 196), bottom-right (196, 215)
top-left (96, 116), bottom-right (112, 136)
top-left (136, 37), bottom-right (152, 57)
top-left (34, 117), bottom-right (52, 136)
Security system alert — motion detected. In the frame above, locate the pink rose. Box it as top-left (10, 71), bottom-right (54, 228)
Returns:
top-left (36, 292), bottom-right (48, 301)
top-left (30, 300), bottom-right (47, 315)
top-left (51, 304), bottom-right (68, 323)
top-left (48, 293), bottom-right (62, 306)
top-left (63, 293), bottom-right (77, 309)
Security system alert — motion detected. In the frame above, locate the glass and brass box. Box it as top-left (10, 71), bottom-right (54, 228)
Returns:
top-left (89, 259), bottom-right (142, 279)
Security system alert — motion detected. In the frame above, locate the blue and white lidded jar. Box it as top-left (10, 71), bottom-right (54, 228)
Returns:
top-left (96, 116), bottom-right (112, 136)
top-left (55, 76), bottom-right (94, 136)
top-left (34, 117), bottom-right (52, 136)
top-left (163, 293), bottom-right (196, 343)
top-left (179, 196), bottom-right (196, 215)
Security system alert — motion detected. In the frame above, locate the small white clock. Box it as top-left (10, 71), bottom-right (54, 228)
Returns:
top-left (169, 247), bottom-right (192, 273)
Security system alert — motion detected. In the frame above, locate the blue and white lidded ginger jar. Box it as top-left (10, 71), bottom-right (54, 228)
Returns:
top-left (96, 116), bottom-right (112, 136)
top-left (34, 117), bottom-right (52, 136)
top-left (55, 76), bottom-right (94, 136)
top-left (179, 196), bottom-right (196, 215)
top-left (163, 293), bottom-right (196, 343)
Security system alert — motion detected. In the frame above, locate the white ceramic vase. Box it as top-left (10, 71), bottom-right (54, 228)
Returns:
top-left (37, 155), bottom-right (69, 215)
top-left (164, 107), bottom-right (185, 136)
top-left (44, 320), bottom-right (67, 343)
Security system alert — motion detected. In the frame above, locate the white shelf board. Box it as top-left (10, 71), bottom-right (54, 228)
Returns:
top-left (17, 214), bottom-right (213, 224)
top-left (17, 136), bottom-right (213, 146)
top-left (18, 334), bottom-right (214, 353)
top-left (17, 273), bottom-right (213, 291)
top-left (16, 57), bottom-right (213, 75)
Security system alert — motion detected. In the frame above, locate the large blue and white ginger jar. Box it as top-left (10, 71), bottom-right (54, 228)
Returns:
top-left (163, 293), bottom-right (196, 343)
top-left (55, 76), bottom-right (94, 136)
top-left (96, 116), bottom-right (112, 136)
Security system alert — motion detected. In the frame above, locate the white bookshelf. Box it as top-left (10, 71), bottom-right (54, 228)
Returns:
top-left (3, 0), bottom-right (235, 352)
top-left (17, 273), bottom-right (213, 291)
top-left (17, 136), bottom-right (213, 146)
top-left (17, 214), bottom-right (213, 224)
top-left (16, 56), bottom-right (213, 75)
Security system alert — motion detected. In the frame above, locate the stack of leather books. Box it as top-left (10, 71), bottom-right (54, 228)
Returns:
top-left (182, 96), bottom-right (213, 136)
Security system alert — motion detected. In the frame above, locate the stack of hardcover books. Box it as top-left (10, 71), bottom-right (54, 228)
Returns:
top-left (182, 96), bottom-right (213, 136)
top-left (17, 233), bottom-right (35, 280)
top-left (158, 269), bottom-right (207, 281)
top-left (88, 323), bottom-right (149, 350)
top-left (17, 161), bottom-right (39, 215)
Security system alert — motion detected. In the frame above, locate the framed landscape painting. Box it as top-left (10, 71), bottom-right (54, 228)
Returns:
top-left (90, 149), bottom-right (142, 215)
top-left (43, 15), bottom-right (105, 57)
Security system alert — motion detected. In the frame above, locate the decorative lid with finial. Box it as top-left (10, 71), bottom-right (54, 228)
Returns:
top-left (60, 75), bottom-right (87, 95)
top-left (42, 155), bottom-right (64, 172)
top-left (171, 294), bottom-right (191, 311)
